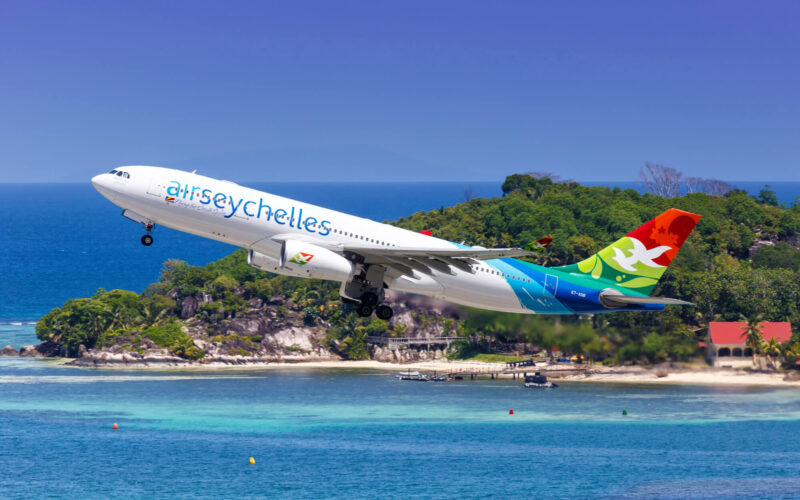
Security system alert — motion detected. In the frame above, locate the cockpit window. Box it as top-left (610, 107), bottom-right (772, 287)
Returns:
top-left (109, 169), bottom-right (117, 174)
top-left (123, 172), bottom-right (130, 179)
top-left (116, 171), bottom-right (123, 176)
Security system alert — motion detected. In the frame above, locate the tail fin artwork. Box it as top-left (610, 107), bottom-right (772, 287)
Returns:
top-left (556, 209), bottom-right (701, 295)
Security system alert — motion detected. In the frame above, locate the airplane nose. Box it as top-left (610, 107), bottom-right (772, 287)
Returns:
top-left (91, 173), bottom-right (116, 200)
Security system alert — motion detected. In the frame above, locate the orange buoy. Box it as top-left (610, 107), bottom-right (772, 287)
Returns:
top-left (509, 409), bottom-right (514, 415)
top-left (112, 423), bottom-right (118, 430)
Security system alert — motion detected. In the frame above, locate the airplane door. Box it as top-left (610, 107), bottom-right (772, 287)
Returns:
top-left (147, 178), bottom-right (164, 197)
top-left (544, 274), bottom-right (558, 296)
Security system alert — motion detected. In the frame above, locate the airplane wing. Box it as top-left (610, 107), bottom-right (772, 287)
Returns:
top-left (267, 234), bottom-right (534, 279)
top-left (339, 245), bottom-right (536, 278)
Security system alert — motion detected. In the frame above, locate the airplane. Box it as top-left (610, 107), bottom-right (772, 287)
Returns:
top-left (91, 166), bottom-right (701, 320)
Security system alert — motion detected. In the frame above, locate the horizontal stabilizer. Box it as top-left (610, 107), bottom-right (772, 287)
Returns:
top-left (523, 236), bottom-right (553, 252)
top-left (600, 293), bottom-right (693, 309)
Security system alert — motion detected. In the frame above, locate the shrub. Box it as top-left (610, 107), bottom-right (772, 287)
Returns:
top-left (142, 321), bottom-right (202, 360)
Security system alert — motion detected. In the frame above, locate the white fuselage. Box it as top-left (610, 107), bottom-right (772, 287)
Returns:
top-left (92, 166), bottom-right (532, 313)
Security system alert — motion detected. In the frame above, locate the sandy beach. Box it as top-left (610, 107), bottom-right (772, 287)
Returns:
top-left (567, 367), bottom-right (800, 387)
top-left (46, 356), bottom-right (800, 387)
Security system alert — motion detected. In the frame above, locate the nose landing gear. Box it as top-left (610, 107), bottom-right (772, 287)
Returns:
top-left (141, 222), bottom-right (155, 246)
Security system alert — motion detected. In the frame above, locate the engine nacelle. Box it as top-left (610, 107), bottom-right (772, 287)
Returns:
top-left (247, 240), bottom-right (354, 282)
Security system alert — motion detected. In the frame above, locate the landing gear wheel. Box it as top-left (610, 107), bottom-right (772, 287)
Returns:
top-left (357, 304), bottom-right (374, 317)
top-left (141, 234), bottom-right (154, 246)
top-left (360, 292), bottom-right (379, 307)
top-left (375, 305), bottom-right (393, 320)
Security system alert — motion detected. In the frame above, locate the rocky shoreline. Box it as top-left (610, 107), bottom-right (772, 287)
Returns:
top-left (4, 290), bottom-right (465, 367)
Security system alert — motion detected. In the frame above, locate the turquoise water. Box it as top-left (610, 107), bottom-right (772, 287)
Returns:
top-left (2, 357), bottom-right (800, 499)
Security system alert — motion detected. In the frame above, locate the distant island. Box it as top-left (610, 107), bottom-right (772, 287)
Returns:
top-left (7, 171), bottom-right (800, 379)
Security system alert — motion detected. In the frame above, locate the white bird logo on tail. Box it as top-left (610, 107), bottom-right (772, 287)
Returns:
top-left (611, 238), bottom-right (672, 271)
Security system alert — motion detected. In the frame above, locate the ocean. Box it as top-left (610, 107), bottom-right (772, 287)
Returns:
top-left (2, 180), bottom-right (800, 499)
top-left (1, 359), bottom-right (800, 499)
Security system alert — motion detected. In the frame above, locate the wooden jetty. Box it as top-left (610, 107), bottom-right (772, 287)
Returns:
top-left (366, 336), bottom-right (462, 349)
top-left (443, 363), bottom-right (590, 380)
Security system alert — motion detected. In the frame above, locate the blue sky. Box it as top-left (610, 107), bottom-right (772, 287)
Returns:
top-left (1, 1), bottom-right (798, 183)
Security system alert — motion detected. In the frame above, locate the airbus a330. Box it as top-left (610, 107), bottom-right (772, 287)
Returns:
top-left (92, 166), bottom-right (700, 320)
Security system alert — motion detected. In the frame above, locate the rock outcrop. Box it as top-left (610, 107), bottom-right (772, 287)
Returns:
top-left (0, 345), bottom-right (19, 357)
top-left (30, 285), bottom-right (475, 366)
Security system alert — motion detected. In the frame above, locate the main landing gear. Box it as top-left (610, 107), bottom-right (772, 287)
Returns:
top-left (342, 266), bottom-right (394, 319)
top-left (355, 299), bottom-right (393, 320)
top-left (140, 222), bottom-right (155, 246)
top-left (375, 304), bottom-right (393, 320)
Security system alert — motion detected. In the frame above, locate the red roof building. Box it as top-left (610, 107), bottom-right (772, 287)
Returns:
top-left (707, 322), bottom-right (793, 362)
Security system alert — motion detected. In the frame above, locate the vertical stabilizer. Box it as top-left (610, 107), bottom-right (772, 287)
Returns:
top-left (555, 208), bottom-right (701, 295)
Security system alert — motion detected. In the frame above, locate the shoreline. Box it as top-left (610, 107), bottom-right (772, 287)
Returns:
top-left (10, 356), bottom-right (800, 387)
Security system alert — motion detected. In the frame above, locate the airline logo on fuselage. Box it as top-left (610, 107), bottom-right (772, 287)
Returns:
top-left (164, 180), bottom-right (332, 236)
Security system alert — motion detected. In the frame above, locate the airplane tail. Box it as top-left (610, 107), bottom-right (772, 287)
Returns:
top-left (555, 208), bottom-right (701, 296)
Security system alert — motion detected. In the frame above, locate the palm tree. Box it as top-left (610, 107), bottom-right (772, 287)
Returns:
top-left (342, 326), bottom-right (370, 360)
top-left (740, 315), bottom-right (764, 366)
top-left (782, 344), bottom-right (800, 370)
top-left (761, 336), bottom-right (783, 371)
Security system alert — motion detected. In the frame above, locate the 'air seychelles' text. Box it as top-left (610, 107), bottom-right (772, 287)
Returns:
top-left (166, 180), bottom-right (332, 236)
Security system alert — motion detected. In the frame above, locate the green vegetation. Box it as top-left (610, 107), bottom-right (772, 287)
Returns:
top-left (326, 316), bottom-right (389, 360)
top-left (143, 321), bottom-right (205, 360)
top-left (394, 175), bottom-right (800, 364)
top-left (458, 353), bottom-right (528, 363)
top-left (36, 173), bottom-right (800, 365)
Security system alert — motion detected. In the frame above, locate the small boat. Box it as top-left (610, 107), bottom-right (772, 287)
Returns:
top-left (396, 370), bottom-right (428, 381)
top-left (524, 372), bottom-right (558, 389)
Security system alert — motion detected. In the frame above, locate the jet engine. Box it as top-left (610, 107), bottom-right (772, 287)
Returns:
top-left (247, 240), bottom-right (354, 282)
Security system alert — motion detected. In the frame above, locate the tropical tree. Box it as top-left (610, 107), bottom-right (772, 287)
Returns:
top-left (340, 325), bottom-right (370, 360)
top-left (740, 316), bottom-right (764, 365)
top-left (761, 336), bottom-right (783, 370)
top-left (782, 343), bottom-right (800, 370)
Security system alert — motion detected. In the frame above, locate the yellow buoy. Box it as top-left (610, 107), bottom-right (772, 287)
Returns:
top-left (249, 457), bottom-right (255, 465)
